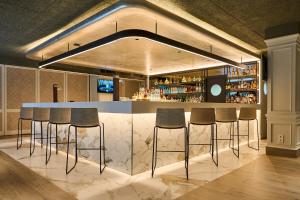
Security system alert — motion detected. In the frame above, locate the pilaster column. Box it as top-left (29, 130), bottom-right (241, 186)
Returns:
top-left (265, 33), bottom-right (300, 157)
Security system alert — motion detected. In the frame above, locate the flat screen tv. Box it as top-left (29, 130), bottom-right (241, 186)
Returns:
top-left (97, 79), bottom-right (114, 93)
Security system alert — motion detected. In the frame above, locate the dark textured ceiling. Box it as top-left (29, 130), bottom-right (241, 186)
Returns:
top-left (0, 0), bottom-right (105, 66)
top-left (171, 0), bottom-right (300, 49)
top-left (0, 0), bottom-right (299, 67)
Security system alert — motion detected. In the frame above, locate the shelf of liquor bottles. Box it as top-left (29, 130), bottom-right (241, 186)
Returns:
top-left (225, 62), bottom-right (259, 104)
top-left (134, 61), bottom-right (260, 104)
top-left (151, 70), bottom-right (207, 103)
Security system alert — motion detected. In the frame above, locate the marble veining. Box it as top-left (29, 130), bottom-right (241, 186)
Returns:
top-left (32, 111), bottom-right (258, 176)
top-left (0, 138), bottom-right (265, 200)
top-left (33, 112), bottom-right (132, 174)
top-left (132, 112), bottom-right (257, 175)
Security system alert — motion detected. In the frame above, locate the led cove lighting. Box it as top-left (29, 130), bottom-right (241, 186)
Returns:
top-left (38, 29), bottom-right (248, 71)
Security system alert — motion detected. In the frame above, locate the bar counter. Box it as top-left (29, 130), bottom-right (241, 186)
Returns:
top-left (23, 101), bottom-right (261, 175)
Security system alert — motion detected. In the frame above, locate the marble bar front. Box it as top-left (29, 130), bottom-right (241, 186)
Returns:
top-left (23, 101), bottom-right (261, 175)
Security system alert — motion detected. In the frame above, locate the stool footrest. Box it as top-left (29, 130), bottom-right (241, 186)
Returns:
top-left (33, 137), bottom-right (47, 140)
top-left (50, 142), bottom-right (68, 145)
top-left (215, 138), bottom-right (232, 141)
top-left (189, 143), bottom-right (211, 146)
top-left (157, 150), bottom-right (185, 153)
top-left (78, 147), bottom-right (102, 151)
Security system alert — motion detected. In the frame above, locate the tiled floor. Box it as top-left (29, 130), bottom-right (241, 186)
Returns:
top-left (0, 138), bottom-right (265, 200)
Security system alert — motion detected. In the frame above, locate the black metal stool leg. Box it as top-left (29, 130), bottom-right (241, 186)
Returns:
top-left (46, 122), bottom-right (50, 164)
top-left (30, 121), bottom-right (36, 156)
top-left (232, 121), bottom-right (240, 158)
top-left (30, 121), bottom-right (33, 155)
top-left (212, 123), bottom-right (218, 166)
top-left (20, 119), bottom-right (23, 148)
top-left (209, 124), bottom-right (212, 154)
top-left (17, 118), bottom-right (21, 149)
top-left (66, 125), bottom-right (72, 174)
top-left (40, 122), bottom-right (43, 148)
top-left (151, 126), bottom-right (157, 177)
top-left (154, 127), bottom-right (158, 170)
top-left (102, 123), bottom-right (106, 167)
top-left (55, 124), bottom-right (58, 154)
top-left (184, 127), bottom-right (189, 180)
top-left (75, 127), bottom-right (78, 164)
top-left (187, 122), bottom-right (191, 156)
top-left (34, 121), bottom-right (36, 151)
top-left (99, 123), bottom-right (106, 174)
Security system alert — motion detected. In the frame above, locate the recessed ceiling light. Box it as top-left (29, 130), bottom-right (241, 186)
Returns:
top-left (135, 38), bottom-right (139, 41)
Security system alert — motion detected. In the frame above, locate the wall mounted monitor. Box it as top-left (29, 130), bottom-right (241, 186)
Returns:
top-left (97, 79), bottom-right (114, 93)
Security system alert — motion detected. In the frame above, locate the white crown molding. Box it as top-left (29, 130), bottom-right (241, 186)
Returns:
top-left (265, 33), bottom-right (300, 47)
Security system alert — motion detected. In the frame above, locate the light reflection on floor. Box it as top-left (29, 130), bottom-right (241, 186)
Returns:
top-left (0, 138), bottom-right (265, 200)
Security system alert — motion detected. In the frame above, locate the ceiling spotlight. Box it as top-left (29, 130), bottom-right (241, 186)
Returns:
top-left (177, 50), bottom-right (181, 53)
top-left (135, 38), bottom-right (139, 41)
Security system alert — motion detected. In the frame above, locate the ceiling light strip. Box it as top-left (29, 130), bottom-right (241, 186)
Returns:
top-left (38, 29), bottom-right (246, 69)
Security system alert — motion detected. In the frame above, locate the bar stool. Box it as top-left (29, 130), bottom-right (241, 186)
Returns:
top-left (152, 108), bottom-right (188, 179)
top-left (30, 107), bottom-right (50, 156)
top-left (66, 108), bottom-right (105, 174)
top-left (238, 107), bottom-right (259, 150)
top-left (188, 108), bottom-right (217, 166)
top-left (46, 108), bottom-right (71, 164)
top-left (215, 108), bottom-right (239, 166)
top-left (17, 107), bottom-right (33, 149)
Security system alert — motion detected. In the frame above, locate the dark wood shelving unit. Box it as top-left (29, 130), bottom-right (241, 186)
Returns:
top-left (148, 61), bottom-right (259, 104)
top-left (225, 61), bottom-right (259, 104)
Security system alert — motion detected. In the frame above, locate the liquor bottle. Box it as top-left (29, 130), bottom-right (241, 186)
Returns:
top-left (253, 80), bottom-right (257, 89)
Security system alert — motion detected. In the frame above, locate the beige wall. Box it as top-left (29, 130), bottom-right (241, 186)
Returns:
top-left (5, 66), bottom-right (37, 135)
top-left (0, 65), bottom-right (89, 136)
top-left (67, 73), bottom-right (88, 102)
top-left (40, 70), bottom-right (65, 102)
